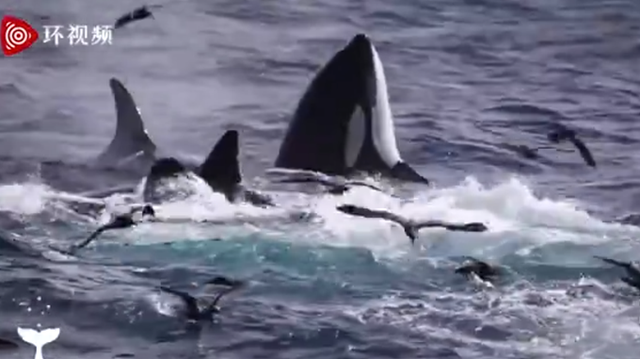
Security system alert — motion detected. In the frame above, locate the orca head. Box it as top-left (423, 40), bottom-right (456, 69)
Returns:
top-left (275, 34), bottom-right (429, 184)
top-left (142, 157), bottom-right (191, 203)
top-left (95, 78), bottom-right (157, 172)
top-left (148, 157), bottom-right (186, 179)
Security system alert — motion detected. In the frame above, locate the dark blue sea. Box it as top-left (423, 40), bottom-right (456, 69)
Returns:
top-left (1, 0), bottom-right (640, 358)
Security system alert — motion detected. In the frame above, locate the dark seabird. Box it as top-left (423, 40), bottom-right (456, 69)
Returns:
top-left (114, 5), bottom-right (163, 29)
top-left (547, 126), bottom-right (596, 167)
top-left (455, 257), bottom-right (500, 285)
top-left (159, 276), bottom-right (246, 321)
top-left (336, 204), bottom-right (487, 244)
top-left (506, 143), bottom-right (572, 160)
top-left (273, 172), bottom-right (385, 195)
top-left (67, 204), bottom-right (156, 253)
top-left (594, 255), bottom-right (640, 291)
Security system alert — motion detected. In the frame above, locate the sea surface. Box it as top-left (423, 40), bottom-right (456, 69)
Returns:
top-left (1, 0), bottom-right (640, 358)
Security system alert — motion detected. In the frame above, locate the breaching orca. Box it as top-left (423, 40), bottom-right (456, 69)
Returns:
top-left (94, 78), bottom-right (158, 171)
top-left (274, 33), bottom-right (429, 184)
top-left (143, 130), bottom-right (274, 207)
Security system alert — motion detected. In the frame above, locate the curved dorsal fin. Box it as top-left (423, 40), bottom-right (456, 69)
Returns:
top-left (197, 130), bottom-right (242, 190)
top-left (95, 78), bottom-right (157, 166)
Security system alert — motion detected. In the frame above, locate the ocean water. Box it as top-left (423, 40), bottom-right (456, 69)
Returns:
top-left (1, 0), bottom-right (640, 358)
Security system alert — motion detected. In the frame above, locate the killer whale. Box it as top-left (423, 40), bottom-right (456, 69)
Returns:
top-left (95, 78), bottom-right (158, 171)
top-left (95, 78), bottom-right (271, 206)
top-left (48, 79), bottom-right (274, 216)
top-left (55, 129), bottom-right (272, 218)
top-left (35, 77), bottom-right (157, 195)
top-left (143, 130), bottom-right (274, 207)
top-left (274, 33), bottom-right (429, 184)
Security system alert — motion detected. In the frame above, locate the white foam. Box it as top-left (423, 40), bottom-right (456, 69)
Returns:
top-left (0, 174), bottom-right (636, 254)
top-left (0, 174), bottom-right (638, 357)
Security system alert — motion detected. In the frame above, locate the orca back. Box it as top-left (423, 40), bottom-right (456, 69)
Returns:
top-left (197, 130), bottom-right (242, 192)
top-left (95, 78), bottom-right (157, 169)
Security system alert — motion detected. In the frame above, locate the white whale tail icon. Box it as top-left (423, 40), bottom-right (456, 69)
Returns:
top-left (17, 327), bottom-right (60, 359)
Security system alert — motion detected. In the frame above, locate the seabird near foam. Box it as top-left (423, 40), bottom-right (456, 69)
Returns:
top-left (158, 277), bottom-right (246, 322)
top-left (594, 255), bottom-right (640, 291)
top-left (455, 257), bottom-right (500, 288)
top-left (274, 33), bottom-right (429, 184)
top-left (336, 204), bottom-right (487, 244)
top-left (65, 205), bottom-right (156, 253)
top-left (505, 143), bottom-right (572, 160)
top-left (547, 125), bottom-right (596, 167)
top-left (271, 171), bottom-right (386, 195)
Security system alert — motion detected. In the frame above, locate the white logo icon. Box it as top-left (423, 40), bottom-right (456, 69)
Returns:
top-left (17, 327), bottom-right (60, 359)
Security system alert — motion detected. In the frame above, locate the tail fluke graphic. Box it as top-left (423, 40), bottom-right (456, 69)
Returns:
top-left (17, 327), bottom-right (60, 359)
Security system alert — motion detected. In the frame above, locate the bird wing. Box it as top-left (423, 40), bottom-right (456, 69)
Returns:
top-left (207, 276), bottom-right (240, 287)
top-left (340, 205), bottom-right (407, 226)
top-left (114, 6), bottom-right (155, 29)
top-left (620, 276), bottom-right (640, 290)
top-left (210, 287), bottom-right (234, 307)
top-left (212, 285), bottom-right (242, 307)
top-left (594, 256), bottom-right (631, 269)
top-left (547, 124), bottom-right (574, 143)
top-left (414, 220), bottom-right (487, 232)
top-left (159, 286), bottom-right (199, 315)
top-left (412, 220), bottom-right (450, 230)
top-left (274, 176), bottom-right (338, 188)
top-left (345, 180), bottom-right (384, 192)
top-left (338, 205), bottom-right (419, 242)
top-left (569, 137), bottom-right (596, 167)
top-left (203, 282), bottom-right (245, 315)
top-left (70, 226), bottom-right (107, 252)
top-left (114, 13), bottom-right (134, 29)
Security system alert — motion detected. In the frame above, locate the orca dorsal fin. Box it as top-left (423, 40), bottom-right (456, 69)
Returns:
top-left (95, 78), bottom-right (157, 166)
top-left (197, 130), bottom-right (242, 190)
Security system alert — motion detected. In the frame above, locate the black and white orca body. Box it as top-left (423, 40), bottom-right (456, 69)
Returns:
top-left (274, 34), bottom-right (428, 184)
